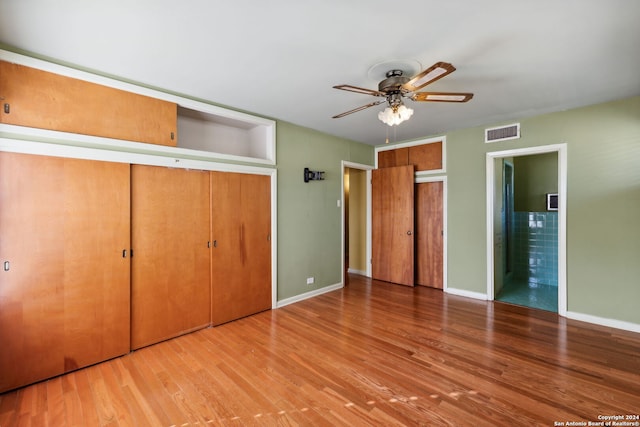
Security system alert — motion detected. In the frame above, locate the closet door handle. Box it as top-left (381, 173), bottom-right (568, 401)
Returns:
top-left (407, 231), bottom-right (412, 236)
top-left (3, 261), bottom-right (9, 271)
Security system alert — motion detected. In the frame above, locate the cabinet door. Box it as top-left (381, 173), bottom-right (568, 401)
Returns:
top-left (378, 141), bottom-right (443, 172)
top-left (211, 172), bottom-right (271, 325)
top-left (415, 181), bottom-right (444, 289)
top-left (408, 141), bottom-right (443, 171)
top-left (131, 165), bottom-right (210, 349)
top-left (0, 153), bottom-right (130, 392)
top-left (378, 147), bottom-right (409, 168)
top-left (0, 60), bottom-right (177, 147)
top-left (372, 165), bottom-right (415, 286)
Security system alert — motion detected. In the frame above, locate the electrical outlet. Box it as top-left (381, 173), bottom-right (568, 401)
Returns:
top-left (306, 277), bottom-right (315, 285)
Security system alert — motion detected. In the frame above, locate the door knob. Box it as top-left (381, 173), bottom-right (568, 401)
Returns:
top-left (407, 231), bottom-right (412, 235)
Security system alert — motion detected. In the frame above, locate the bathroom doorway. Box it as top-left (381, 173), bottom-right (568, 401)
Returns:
top-left (495, 154), bottom-right (557, 312)
top-left (486, 144), bottom-right (567, 316)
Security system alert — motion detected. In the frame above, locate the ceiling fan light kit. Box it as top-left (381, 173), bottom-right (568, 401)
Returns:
top-left (332, 61), bottom-right (473, 126)
top-left (378, 104), bottom-right (414, 126)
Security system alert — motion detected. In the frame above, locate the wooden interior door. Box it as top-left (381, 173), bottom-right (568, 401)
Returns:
top-left (372, 165), bottom-right (415, 286)
top-left (415, 181), bottom-right (444, 289)
top-left (131, 165), bottom-right (210, 349)
top-left (0, 153), bottom-right (130, 392)
top-left (211, 172), bottom-right (271, 325)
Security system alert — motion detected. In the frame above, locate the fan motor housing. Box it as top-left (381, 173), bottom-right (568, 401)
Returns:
top-left (378, 70), bottom-right (409, 93)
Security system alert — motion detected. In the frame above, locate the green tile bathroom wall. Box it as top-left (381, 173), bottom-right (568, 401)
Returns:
top-left (513, 212), bottom-right (558, 286)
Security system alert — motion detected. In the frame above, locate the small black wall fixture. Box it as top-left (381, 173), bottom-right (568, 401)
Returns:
top-left (304, 167), bottom-right (325, 183)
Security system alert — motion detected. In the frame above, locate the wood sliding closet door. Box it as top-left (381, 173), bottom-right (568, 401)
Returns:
top-left (0, 153), bottom-right (63, 392)
top-left (415, 181), bottom-right (444, 289)
top-left (211, 172), bottom-right (271, 325)
top-left (372, 165), bottom-right (415, 286)
top-left (131, 165), bottom-right (210, 349)
top-left (61, 158), bottom-right (131, 369)
top-left (0, 60), bottom-right (177, 147)
top-left (0, 152), bottom-right (130, 393)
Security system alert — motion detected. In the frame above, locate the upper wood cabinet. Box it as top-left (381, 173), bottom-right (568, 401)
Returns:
top-left (377, 139), bottom-right (444, 173)
top-left (0, 51), bottom-right (277, 165)
top-left (408, 142), bottom-right (442, 171)
top-left (378, 147), bottom-right (409, 168)
top-left (0, 60), bottom-right (177, 146)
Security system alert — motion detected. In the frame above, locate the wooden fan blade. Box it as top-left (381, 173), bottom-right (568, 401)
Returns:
top-left (401, 62), bottom-right (456, 92)
top-left (333, 84), bottom-right (385, 97)
top-left (332, 100), bottom-right (385, 119)
top-left (411, 92), bottom-right (474, 103)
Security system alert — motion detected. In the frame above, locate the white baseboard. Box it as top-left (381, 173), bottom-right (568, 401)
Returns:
top-left (276, 282), bottom-right (343, 308)
top-left (445, 287), bottom-right (489, 300)
top-left (347, 268), bottom-right (366, 276)
top-left (566, 311), bottom-right (640, 334)
top-left (277, 283), bottom-right (640, 335)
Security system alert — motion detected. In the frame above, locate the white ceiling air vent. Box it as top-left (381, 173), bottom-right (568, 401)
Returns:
top-left (485, 123), bottom-right (520, 143)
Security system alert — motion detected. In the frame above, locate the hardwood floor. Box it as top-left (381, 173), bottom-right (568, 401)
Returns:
top-left (1, 274), bottom-right (639, 426)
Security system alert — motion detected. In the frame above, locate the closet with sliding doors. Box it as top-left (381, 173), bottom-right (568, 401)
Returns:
top-left (372, 138), bottom-right (445, 289)
top-left (0, 51), bottom-right (275, 392)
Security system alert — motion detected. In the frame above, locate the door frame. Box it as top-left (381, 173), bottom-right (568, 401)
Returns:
top-left (486, 143), bottom-right (567, 316)
top-left (341, 161), bottom-right (373, 283)
top-left (416, 175), bottom-right (448, 291)
top-left (503, 160), bottom-right (514, 282)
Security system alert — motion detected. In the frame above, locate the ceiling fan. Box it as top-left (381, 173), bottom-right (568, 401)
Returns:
top-left (332, 62), bottom-right (473, 126)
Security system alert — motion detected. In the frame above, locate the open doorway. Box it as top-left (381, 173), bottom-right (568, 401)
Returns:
top-left (494, 154), bottom-right (558, 312)
top-left (486, 144), bottom-right (567, 316)
top-left (342, 161), bottom-right (372, 284)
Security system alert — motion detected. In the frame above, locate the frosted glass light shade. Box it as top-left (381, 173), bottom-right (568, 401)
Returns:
top-left (378, 105), bottom-right (414, 126)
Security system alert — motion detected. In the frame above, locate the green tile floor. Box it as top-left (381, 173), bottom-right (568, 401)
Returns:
top-left (496, 278), bottom-right (558, 312)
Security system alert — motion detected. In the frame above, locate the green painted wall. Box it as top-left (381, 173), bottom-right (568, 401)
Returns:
top-left (514, 152), bottom-right (558, 212)
top-left (276, 121), bottom-right (373, 300)
top-left (447, 96), bottom-right (640, 324)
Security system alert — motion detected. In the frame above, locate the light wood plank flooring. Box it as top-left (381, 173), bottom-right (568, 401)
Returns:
top-left (1, 274), bottom-right (639, 426)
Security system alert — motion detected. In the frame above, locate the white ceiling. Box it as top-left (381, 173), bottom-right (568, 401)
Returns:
top-left (1, 0), bottom-right (639, 145)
